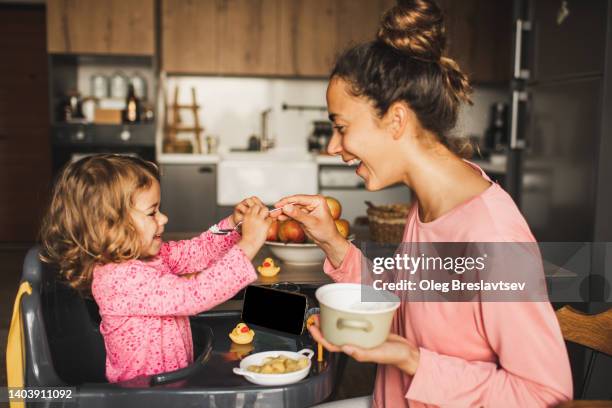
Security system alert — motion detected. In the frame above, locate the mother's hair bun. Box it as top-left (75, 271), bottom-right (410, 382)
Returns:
top-left (377, 0), bottom-right (446, 62)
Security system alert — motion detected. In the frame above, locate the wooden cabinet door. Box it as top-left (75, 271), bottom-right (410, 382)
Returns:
top-left (279, 0), bottom-right (391, 77)
top-left (162, 0), bottom-right (220, 73)
top-left (335, 0), bottom-right (392, 51)
top-left (438, 0), bottom-right (512, 83)
top-left (163, 0), bottom-right (279, 75)
top-left (278, 0), bottom-right (339, 77)
top-left (47, 0), bottom-right (154, 55)
top-left (217, 0), bottom-right (280, 75)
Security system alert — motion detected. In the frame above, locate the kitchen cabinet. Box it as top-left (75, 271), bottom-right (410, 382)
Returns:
top-left (160, 164), bottom-right (217, 233)
top-left (438, 0), bottom-right (512, 83)
top-left (162, 0), bottom-right (280, 75)
top-left (278, 0), bottom-right (393, 77)
top-left (46, 0), bottom-right (154, 55)
top-left (163, 0), bottom-right (391, 77)
top-left (277, 0), bottom-right (338, 76)
top-left (162, 0), bottom-right (510, 81)
top-left (527, 0), bottom-right (607, 82)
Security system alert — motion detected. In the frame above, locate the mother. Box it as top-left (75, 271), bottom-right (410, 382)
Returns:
top-left (274, 0), bottom-right (572, 407)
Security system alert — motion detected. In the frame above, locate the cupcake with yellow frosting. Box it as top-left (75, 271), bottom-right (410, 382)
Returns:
top-left (257, 257), bottom-right (281, 277)
top-left (229, 323), bottom-right (255, 344)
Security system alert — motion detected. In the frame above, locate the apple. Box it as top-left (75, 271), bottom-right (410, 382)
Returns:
top-left (335, 219), bottom-right (350, 238)
top-left (325, 196), bottom-right (342, 220)
top-left (278, 220), bottom-right (306, 243)
top-left (266, 220), bottom-right (279, 241)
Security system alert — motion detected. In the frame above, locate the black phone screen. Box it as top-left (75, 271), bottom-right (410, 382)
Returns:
top-left (241, 285), bottom-right (307, 336)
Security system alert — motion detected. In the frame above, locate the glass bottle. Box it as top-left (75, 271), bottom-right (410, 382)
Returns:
top-left (123, 84), bottom-right (140, 123)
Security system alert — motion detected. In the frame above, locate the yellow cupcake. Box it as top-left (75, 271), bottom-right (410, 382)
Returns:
top-left (229, 323), bottom-right (255, 344)
top-left (257, 257), bottom-right (281, 277)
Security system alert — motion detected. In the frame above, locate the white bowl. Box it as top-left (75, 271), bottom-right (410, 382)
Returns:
top-left (232, 349), bottom-right (314, 386)
top-left (265, 235), bottom-right (354, 266)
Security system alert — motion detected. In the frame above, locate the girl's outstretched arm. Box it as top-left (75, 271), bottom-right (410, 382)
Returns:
top-left (159, 216), bottom-right (240, 275)
top-left (93, 245), bottom-right (256, 316)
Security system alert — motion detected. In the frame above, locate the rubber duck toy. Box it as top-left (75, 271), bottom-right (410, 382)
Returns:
top-left (229, 323), bottom-right (255, 345)
top-left (257, 257), bottom-right (281, 277)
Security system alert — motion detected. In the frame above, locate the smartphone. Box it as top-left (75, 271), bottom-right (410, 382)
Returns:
top-left (241, 285), bottom-right (308, 336)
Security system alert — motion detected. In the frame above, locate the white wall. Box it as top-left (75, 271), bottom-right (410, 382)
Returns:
top-left (163, 76), bottom-right (329, 151)
top-left (164, 76), bottom-right (509, 152)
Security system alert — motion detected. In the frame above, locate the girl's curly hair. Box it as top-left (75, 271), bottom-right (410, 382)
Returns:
top-left (39, 154), bottom-right (160, 295)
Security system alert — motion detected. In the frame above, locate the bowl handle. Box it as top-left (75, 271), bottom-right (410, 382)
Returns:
top-left (233, 367), bottom-right (257, 379)
top-left (337, 318), bottom-right (373, 332)
top-left (297, 349), bottom-right (315, 360)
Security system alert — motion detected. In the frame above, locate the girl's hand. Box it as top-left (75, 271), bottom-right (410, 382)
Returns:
top-left (237, 205), bottom-right (272, 259)
top-left (231, 196), bottom-right (266, 228)
top-left (308, 315), bottom-right (420, 375)
top-left (274, 194), bottom-right (350, 267)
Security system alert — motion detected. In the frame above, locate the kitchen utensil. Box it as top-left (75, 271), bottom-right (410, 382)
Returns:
top-left (232, 349), bottom-right (314, 386)
top-left (315, 283), bottom-right (400, 348)
top-left (210, 206), bottom-right (286, 235)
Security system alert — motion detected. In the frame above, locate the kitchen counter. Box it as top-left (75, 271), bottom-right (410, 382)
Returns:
top-left (157, 153), bottom-right (220, 164)
top-left (158, 151), bottom-right (355, 166)
top-left (315, 154), bottom-right (350, 166)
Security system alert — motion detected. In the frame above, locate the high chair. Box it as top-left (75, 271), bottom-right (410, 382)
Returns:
top-left (5, 246), bottom-right (214, 407)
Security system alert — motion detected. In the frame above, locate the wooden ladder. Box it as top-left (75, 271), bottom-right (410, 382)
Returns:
top-left (164, 86), bottom-right (204, 153)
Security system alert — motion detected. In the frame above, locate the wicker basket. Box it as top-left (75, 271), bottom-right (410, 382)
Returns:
top-left (366, 203), bottom-right (411, 243)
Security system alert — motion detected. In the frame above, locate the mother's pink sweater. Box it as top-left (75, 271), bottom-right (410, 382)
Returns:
top-left (324, 170), bottom-right (573, 407)
top-left (92, 218), bottom-right (256, 382)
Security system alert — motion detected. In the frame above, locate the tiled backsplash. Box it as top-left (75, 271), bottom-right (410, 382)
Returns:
top-left (165, 76), bottom-right (509, 152)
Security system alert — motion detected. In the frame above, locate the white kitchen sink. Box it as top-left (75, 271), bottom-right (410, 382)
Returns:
top-left (217, 149), bottom-right (318, 206)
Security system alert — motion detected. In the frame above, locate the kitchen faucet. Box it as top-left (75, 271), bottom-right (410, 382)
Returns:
top-left (260, 108), bottom-right (274, 151)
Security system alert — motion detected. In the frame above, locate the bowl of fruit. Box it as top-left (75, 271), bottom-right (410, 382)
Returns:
top-left (264, 197), bottom-right (352, 265)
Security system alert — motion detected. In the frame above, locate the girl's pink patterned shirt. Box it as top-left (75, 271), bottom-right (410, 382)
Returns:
top-left (92, 218), bottom-right (256, 382)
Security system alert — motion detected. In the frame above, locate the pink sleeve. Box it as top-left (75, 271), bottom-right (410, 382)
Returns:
top-left (322, 243), bottom-right (364, 283)
top-left (406, 301), bottom-right (573, 407)
top-left (159, 217), bottom-right (241, 275)
top-left (95, 246), bottom-right (256, 316)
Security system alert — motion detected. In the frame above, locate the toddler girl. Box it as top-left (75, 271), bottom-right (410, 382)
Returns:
top-left (40, 154), bottom-right (271, 382)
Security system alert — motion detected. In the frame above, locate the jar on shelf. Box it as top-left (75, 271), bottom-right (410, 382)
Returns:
top-left (90, 74), bottom-right (108, 99)
top-left (109, 71), bottom-right (128, 99)
top-left (130, 72), bottom-right (148, 101)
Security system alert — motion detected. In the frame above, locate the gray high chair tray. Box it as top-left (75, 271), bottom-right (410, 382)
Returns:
top-left (19, 246), bottom-right (337, 408)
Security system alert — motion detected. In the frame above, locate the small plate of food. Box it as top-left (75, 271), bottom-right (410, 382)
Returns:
top-left (232, 349), bottom-right (314, 386)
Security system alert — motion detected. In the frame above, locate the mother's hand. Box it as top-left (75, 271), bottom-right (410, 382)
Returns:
top-left (308, 315), bottom-right (420, 376)
top-left (274, 194), bottom-right (350, 267)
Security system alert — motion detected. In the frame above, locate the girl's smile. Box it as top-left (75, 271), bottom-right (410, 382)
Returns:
top-left (131, 181), bottom-right (168, 258)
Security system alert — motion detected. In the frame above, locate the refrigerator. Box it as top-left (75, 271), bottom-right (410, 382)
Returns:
top-left (506, 0), bottom-right (612, 398)
top-left (507, 0), bottom-right (609, 242)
